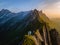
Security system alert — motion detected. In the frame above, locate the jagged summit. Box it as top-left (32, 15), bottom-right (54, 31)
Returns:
top-left (0, 9), bottom-right (11, 13)
top-left (33, 9), bottom-right (43, 14)
top-left (33, 9), bottom-right (38, 12)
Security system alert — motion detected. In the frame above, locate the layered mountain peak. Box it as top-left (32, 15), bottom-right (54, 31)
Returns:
top-left (0, 9), bottom-right (11, 13)
top-left (31, 9), bottom-right (49, 24)
top-left (0, 9), bottom-right (11, 17)
top-left (33, 9), bottom-right (43, 13)
top-left (32, 9), bottom-right (43, 20)
top-left (33, 9), bottom-right (38, 12)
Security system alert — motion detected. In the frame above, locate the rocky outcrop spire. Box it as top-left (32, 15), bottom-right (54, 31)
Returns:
top-left (33, 9), bottom-right (39, 16)
top-left (32, 9), bottom-right (40, 19)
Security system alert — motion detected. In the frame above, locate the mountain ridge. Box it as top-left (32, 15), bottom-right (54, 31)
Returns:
top-left (0, 9), bottom-right (59, 45)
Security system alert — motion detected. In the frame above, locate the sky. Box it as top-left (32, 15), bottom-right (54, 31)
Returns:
top-left (0, 0), bottom-right (60, 18)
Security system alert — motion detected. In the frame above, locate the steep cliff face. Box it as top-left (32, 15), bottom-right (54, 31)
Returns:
top-left (0, 9), bottom-right (59, 45)
top-left (21, 9), bottom-right (60, 45)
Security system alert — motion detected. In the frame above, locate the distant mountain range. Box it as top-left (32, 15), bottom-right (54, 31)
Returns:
top-left (0, 9), bottom-right (60, 45)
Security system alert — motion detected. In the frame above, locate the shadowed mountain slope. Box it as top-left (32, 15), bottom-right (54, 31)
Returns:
top-left (0, 9), bottom-right (59, 45)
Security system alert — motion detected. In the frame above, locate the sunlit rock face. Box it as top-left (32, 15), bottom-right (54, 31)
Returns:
top-left (0, 9), bottom-right (60, 45)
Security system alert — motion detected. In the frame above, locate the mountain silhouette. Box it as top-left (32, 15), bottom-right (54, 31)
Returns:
top-left (0, 9), bottom-right (59, 45)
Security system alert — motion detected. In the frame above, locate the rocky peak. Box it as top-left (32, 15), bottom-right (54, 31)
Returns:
top-left (33, 9), bottom-right (43, 16)
top-left (0, 9), bottom-right (11, 14)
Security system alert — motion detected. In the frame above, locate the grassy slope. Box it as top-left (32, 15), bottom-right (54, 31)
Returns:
top-left (38, 11), bottom-right (60, 34)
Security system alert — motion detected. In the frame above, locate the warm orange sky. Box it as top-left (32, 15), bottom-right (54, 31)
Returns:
top-left (43, 9), bottom-right (60, 18)
top-left (43, 1), bottom-right (60, 18)
top-left (37, 0), bottom-right (60, 18)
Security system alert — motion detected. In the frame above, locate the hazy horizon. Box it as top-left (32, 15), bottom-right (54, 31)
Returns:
top-left (0, 0), bottom-right (60, 18)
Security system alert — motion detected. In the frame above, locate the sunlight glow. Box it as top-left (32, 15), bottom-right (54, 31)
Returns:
top-left (43, 1), bottom-right (60, 18)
